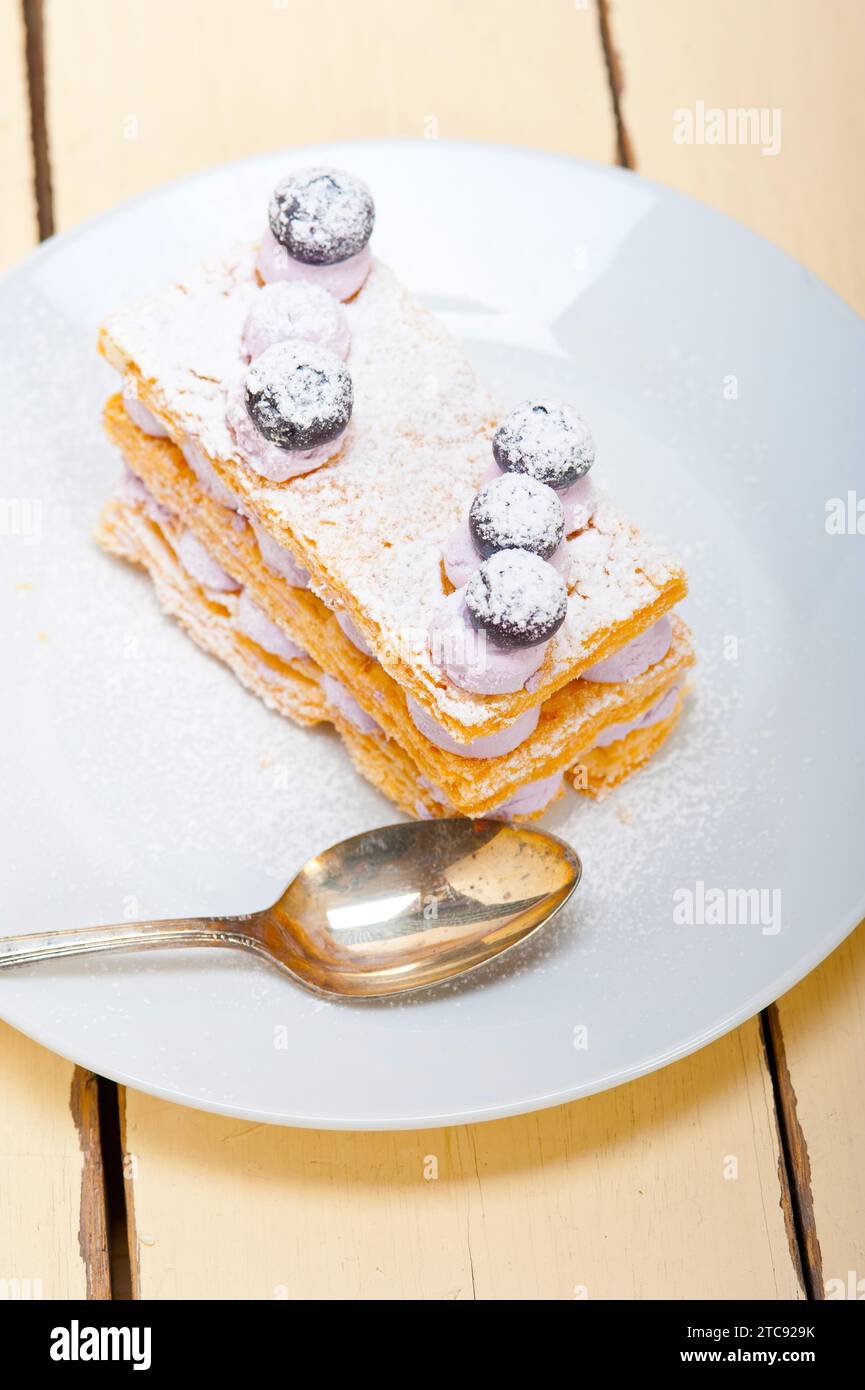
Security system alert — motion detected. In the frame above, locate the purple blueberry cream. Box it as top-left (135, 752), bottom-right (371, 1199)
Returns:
top-left (227, 340), bottom-right (352, 482)
top-left (427, 588), bottom-right (542, 695)
top-left (322, 674), bottom-right (380, 735)
top-left (236, 592), bottom-right (305, 663)
top-left (333, 607), bottom-right (372, 656)
top-left (491, 399), bottom-right (596, 532)
top-left (580, 615), bottom-right (673, 683)
top-left (488, 769), bottom-right (565, 820)
top-left (241, 281), bottom-right (351, 362)
top-left (257, 167), bottom-right (375, 301)
top-left (406, 695), bottom-right (540, 759)
top-left (122, 381), bottom-right (168, 438)
top-left (176, 531), bottom-right (241, 594)
top-left (116, 467), bottom-right (171, 525)
top-left (429, 550), bottom-right (568, 695)
top-left (248, 516), bottom-right (310, 588)
top-left (590, 681), bottom-right (681, 747)
top-left (180, 438), bottom-right (242, 512)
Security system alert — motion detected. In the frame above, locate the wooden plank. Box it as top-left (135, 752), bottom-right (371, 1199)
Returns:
top-left (0, 0), bottom-right (38, 263)
top-left (0, 1023), bottom-right (110, 1298)
top-left (44, 0), bottom-right (614, 230)
top-left (610, 0), bottom-right (865, 1294)
top-left (122, 1019), bottom-right (799, 1300)
top-left (609, 0), bottom-right (865, 313)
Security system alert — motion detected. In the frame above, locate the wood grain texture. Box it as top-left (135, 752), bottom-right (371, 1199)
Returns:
top-left (609, 0), bottom-right (865, 314)
top-left (0, 1023), bottom-right (109, 1298)
top-left (0, 0), bottom-right (38, 263)
top-left (43, 0), bottom-right (614, 230)
top-left (122, 1019), bottom-right (799, 1300)
top-left (68, 1069), bottom-right (111, 1298)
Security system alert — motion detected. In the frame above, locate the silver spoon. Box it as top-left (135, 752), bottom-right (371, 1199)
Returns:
top-left (0, 818), bottom-right (580, 998)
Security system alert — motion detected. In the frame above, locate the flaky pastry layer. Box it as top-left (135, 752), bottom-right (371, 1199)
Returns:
top-left (105, 395), bottom-right (695, 815)
top-left (569, 694), bottom-right (686, 800)
top-left (96, 496), bottom-right (685, 819)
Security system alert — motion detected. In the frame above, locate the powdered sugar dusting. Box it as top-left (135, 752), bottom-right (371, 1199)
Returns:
top-left (100, 250), bottom-right (685, 730)
top-left (469, 472), bottom-right (564, 559)
top-left (241, 280), bottom-right (350, 361)
top-left (465, 549), bottom-right (567, 646)
top-left (243, 340), bottom-right (352, 449)
top-left (493, 398), bottom-right (595, 487)
top-left (268, 167), bottom-right (375, 266)
top-left (225, 375), bottom-right (346, 483)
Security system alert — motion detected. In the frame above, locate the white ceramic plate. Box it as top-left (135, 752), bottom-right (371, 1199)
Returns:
top-left (1, 141), bottom-right (863, 1129)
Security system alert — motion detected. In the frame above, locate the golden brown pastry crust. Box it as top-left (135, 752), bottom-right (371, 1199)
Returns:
top-left (568, 694), bottom-right (687, 799)
top-left (97, 494), bottom-right (685, 821)
top-left (103, 396), bottom-right (695, 815)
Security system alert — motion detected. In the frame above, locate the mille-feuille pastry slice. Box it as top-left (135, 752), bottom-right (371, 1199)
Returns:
top-left (97, 167), bottom-right (687, 751)
top-left (98, 483), bottom-right (687, 822)
top-left (101, 395), bottom-right (695, 815)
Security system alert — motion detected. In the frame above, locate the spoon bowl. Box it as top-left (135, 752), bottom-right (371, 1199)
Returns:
top-left (0, 818), bottom-right (581, 998)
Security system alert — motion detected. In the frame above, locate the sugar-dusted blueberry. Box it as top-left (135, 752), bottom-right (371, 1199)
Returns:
top-left (244, 340), bottom-right (352, 451)
top-left (465, 548), bottom-right (568, 649)
top-left (268, 167), bottom-right (375, 267)
top-left (492, 399), bottom-right (595, 489)
top-left (469, 472), bottom-right (564, 561)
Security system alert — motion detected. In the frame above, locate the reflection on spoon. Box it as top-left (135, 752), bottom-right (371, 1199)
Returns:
top-left (0, 819), bottom-right (581, 999)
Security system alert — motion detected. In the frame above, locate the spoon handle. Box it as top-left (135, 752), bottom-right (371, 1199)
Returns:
top-left (0, 918), bottom-right (256, 969)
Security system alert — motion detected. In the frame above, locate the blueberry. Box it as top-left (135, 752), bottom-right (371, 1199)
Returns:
top-left (465, 549), bottom-right (568, 649)
top-left (492, 399), bottom-right (595, 489)
top-left (244, 341), bottom-right (352, 451)
top-left (268, 167), bottom-right (375, 267)
top-left (469, 472), bottom-right (564, 561)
